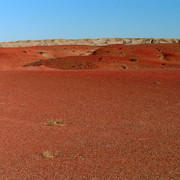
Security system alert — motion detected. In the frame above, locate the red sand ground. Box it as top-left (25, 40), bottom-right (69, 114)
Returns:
top-left (0, 45), bottom-right (97, 70)
top-left (0, 44), bottom-right (180, 179)
top-left (0, 43), bottom-right (180, 70)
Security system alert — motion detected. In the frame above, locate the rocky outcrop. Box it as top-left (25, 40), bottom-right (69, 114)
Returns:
top-left (0, 38), bottom-right (179, 47)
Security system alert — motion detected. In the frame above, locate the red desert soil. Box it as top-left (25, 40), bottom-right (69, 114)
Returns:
top-left (0, 43), bottom-right (180, 70)
top-left (0, 43), bottom-right (180, 179)
top-left (0, 45), bottom-right (97, 70)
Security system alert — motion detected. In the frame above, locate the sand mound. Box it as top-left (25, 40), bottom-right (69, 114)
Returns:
top-left (92, 43), bottom-right (180, 63)
top-left (0, 45), bottom-right (97, 70)
top-left (0, 38), bottom-right (179, 47)
top-left (23, 55), bottom-right (180, 70)
top-left (0, 43), bottom-right (180, 70)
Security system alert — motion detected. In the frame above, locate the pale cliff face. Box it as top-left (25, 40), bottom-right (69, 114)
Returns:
top-left (0, 38), bottom-right (179, 48)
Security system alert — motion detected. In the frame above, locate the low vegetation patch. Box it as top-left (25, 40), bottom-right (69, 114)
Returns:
top-left (42, 151), bottom-right (59, 159)
top-left (43, 120), bottom-right (65, 127)
top-left (121, 65), bottom-right (127, 69)
top-left (130, 59), bottom-right (138, 62)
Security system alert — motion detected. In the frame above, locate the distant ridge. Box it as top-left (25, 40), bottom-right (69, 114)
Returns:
top-left (0, 38), bottom-right (179, 47)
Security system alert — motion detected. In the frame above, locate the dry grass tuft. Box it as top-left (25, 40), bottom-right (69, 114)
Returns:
top-left (43, 120), bottom-right (65, 127)
top-left (42, 151), bottom-right (59, 159)
top-left (121, 65), bottom-right (128, 69)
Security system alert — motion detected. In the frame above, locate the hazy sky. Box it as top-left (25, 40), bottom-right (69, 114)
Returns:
top-left (0, 0), bottom-right (180, 42)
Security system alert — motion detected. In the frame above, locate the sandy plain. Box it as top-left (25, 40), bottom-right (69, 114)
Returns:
top-left (0, 39), bottom-right (179, 179)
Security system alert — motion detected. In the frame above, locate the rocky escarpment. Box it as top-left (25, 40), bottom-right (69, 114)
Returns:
top-left (0, 38), bottom-right (179, 47)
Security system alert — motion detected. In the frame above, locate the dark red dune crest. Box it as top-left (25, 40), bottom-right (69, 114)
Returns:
top-left (23, 55), bottom-right (180, 70)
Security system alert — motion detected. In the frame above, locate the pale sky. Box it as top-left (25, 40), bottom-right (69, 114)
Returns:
top-left (0, 0), bottom-right (180, 42)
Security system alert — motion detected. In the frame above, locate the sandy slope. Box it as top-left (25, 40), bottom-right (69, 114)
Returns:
top-left (0, 38), bottom-right (179, 47)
